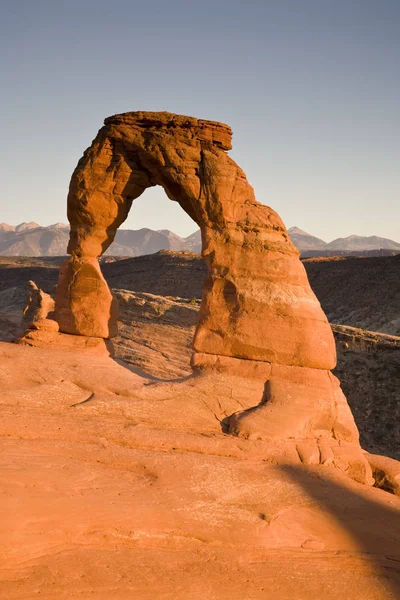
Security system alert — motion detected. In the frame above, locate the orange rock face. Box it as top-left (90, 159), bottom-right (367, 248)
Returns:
top-left (54, 111), bottom-right (367, 474)
top-left (55, 257), bottom-right (118, 338)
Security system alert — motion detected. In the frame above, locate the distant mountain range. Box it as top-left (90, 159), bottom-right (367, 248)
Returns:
top-left (0, 222), bottom-right (202, 256)
top-left (288, 226), bottom-right (400, 252)
top-left (0, 222), bottom-right (399, 257)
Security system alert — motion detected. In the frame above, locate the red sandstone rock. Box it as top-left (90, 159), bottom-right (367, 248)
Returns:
top-left (1, 342), bottom-right (399, 599)
top-left (229, 367), bottom-right (357, 443)
top-left (55, 257), bottom-right (118, 338)
top-left (191, 352), bottom-right (273, 378)
top-left (366, 453), bottom-right (400, 496)
top-left (16, 329), bottom-right (114, 355)
top-left (22, 280), bottom-right (55, 328)
top-left (28, 318), bottom-right (59, 332)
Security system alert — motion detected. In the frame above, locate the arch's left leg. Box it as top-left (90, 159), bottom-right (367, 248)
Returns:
top-left (55, 135), bottom-right (149, 338)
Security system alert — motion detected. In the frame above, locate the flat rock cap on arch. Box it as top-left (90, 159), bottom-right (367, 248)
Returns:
top-left (103, 111), bottom-right (233, 150)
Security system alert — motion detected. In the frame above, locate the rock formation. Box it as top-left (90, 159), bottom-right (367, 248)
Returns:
top-left (21, 280), bottom-right (58, 333)
top-left (17, 280), bottom-right (113, 355)
top-left (54, 111), bottom-right (371, 483)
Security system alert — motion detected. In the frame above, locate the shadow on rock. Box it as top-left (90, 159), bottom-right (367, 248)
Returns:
top-left (280, 464), bottom-right (400, 596)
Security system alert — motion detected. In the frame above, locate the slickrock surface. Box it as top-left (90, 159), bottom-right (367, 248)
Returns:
top-left (1, 341), bottom-right (400, 599)
top-left (113, 289), bottom-right (200, 379)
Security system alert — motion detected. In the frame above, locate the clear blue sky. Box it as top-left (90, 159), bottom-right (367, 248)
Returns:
top-left (1, 0), bottom-right (399, 241)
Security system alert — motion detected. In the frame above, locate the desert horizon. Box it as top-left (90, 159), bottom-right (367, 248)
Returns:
top-left (1, 220), bottom-right (400, 258)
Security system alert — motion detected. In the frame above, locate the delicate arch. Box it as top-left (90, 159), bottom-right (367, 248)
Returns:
top-left (56, 111), bottom-right (335, 370)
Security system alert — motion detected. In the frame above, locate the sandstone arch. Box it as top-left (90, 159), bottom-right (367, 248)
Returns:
top-left (56, 111), bottom-right (335, 368)
top-left (54, 112), bottom-right (371, 483)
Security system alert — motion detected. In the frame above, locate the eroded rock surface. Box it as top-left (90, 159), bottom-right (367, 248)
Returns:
top-left (22, 280), bottom-right (56, 328)
top-left (56, 257), bottom-right (118, 338)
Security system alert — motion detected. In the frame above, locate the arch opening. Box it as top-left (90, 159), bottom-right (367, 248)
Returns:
top-left (118, 186), bottom-right (198, 240)
top-left (100, 185), bottom-right (206, 379)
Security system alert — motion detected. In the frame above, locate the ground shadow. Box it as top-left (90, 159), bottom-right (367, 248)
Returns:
top-left (280, 464), bottom-right (400, 596)
top-left (113, 355), bottom-right (193, 384)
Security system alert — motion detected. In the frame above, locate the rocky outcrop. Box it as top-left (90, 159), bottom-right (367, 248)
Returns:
top-left (16, 281), bottom-right (113, 353)
top-left (22, 281), bottom-right (55, 327)
top-left (54, 111), bottom-right (370, 482)
top-left (367, 453), bottom-right (400, 496)
top-left (19, 280), bottom-right (59, 335)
